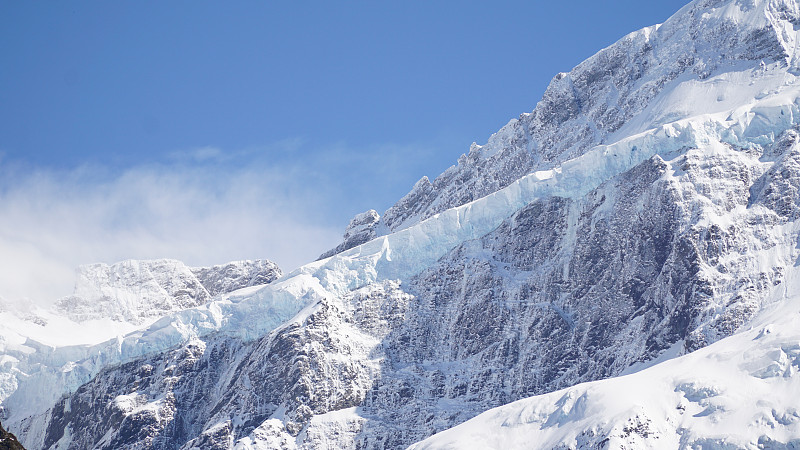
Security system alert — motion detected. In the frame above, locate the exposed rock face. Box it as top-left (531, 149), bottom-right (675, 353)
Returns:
top-left (410, 292), bottom-right (800, 449)
top-left (191, 260), bottom-right (283, 297)
top-left (0, 422), bottom-right (24, 450)
top-left (53, 259), bottom-right (281, 324)
top-left (318, 210), bottom-right (381, 260)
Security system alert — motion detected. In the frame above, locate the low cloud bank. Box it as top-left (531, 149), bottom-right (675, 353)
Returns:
top-left (0, 158), bottom-right (342, 306)
top-left (0, 136), bottom-right (456, 306)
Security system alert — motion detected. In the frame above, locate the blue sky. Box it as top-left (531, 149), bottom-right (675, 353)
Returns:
top-left (0, 1), bottom-right (688, 303)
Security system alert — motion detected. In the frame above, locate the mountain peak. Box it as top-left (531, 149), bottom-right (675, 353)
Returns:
top-left (321, 0), bottom-right (800, 258)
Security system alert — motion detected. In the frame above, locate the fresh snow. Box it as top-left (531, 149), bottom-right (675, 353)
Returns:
top-left (0, 258), bottom-right (281, 419)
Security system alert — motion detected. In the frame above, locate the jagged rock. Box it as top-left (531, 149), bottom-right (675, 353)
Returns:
top-left (318, 210), bottom-right (381, 259)
top-left (0, 422), bottom-right (24, 450)
top-left (191, 260), bottom-right (282, 297)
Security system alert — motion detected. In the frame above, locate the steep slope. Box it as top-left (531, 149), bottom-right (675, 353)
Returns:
top-left (8, 0), bottom-right (800, 448)
top-left (322, 0), bottom-right (800, 257)
top-left (0, 258), bottom-right (281, 421)
top-left (318, 210), bottom-right (382, 260)
top-left (410, 261), bottom-right (800, 449)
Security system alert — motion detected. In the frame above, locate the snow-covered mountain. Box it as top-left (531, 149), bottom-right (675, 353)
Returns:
top-left (0, 259), bottom-right (281, 424)
top-left (6, 0), bottom-right (800, 448)
top-left (53, 259), bottom-right (281, 324)
top-left (321, 0), bottom-right (800, 256)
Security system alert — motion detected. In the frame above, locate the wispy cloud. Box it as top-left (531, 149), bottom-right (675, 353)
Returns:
top-left (0, 158), bottom-right (341, 305)
top-left (0, 136), bottom-right (459, 306)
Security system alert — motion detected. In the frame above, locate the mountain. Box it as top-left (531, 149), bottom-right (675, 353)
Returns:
top-left (53, 259), bottom-right (282, 324)
top-left (321, 0), bottom-right (800, 256)
top-left (318, 210), bottom-right (382, 260)
top-left (0, 258), bottom-right (281, 423)
top-left (7, 0), bottom-right (800, 448)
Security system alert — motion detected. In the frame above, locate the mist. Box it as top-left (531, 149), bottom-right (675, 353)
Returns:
top-left (0, 157), bottom-right (343, 306)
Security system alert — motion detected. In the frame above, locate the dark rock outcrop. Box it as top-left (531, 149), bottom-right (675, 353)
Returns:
top-left (0, 422), bottom-right (24, 450)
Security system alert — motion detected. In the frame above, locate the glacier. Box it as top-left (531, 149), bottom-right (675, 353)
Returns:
top-left (6, 0), bottom-right (800, 448)
top-left (0, 259), bottom-right (281, 420)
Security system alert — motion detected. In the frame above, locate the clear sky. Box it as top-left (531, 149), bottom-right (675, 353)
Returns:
top-left (0, 1), bottom-right (689, 304)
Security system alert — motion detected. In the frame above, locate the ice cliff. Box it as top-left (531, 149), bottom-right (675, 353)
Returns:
top-left (0, 259), bottom-right (281, 421)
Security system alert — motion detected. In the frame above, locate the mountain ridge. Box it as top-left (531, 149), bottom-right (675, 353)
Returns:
top-left (320, 0), bottom-right (800, 258)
